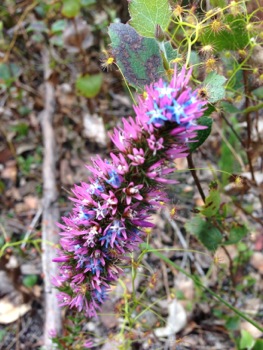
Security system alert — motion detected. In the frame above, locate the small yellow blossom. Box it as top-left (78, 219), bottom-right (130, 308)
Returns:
top-left (142, 91), bottom-right (148, 100)
top-left (101, 56), bottom-right (114, 71)
top-left (173, 5), bottom-right (184, 17)
top-left (205, 57), bottom-right (217, 72)
top-left (199, 44), bottom-right (214, 56)
top-left (211, 20), bottom-right (224, 33)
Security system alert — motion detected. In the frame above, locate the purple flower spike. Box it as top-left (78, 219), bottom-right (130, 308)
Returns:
top-left (52, 65), bottom-right (207, 319)
top-left (123, 182), bottom-right (143, 205)
top-left (128, 148), bottom-right (145, 166)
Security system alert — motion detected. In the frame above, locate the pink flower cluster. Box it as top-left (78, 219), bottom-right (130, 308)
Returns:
top-left (52, 66), bottom-right (206, 318)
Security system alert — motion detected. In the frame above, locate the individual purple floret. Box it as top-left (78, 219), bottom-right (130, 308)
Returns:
top-left (53, 65), bottom-right (206, 321)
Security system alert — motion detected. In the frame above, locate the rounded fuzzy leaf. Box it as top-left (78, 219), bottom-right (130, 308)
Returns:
top-left (62, 0), bottom-right (81, 18)
top-left (204, 72), bottom-right (226, 103)
top-left (76, 73), bottom-right (103, 98)
top-left (129, 0), bottom-right (171, 38)
top-left (108, 23), bottom-right (165, 90)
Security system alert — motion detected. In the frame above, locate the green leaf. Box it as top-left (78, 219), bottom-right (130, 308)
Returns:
top-left (204, 72), bottom-right (226, 103)
top-left (200, 14), bottom-right (249, 51)
top-left (210, 0), bottom-right (226, 7)
top-left (164, 41), bottom-right (178, 63)
top-left (108, 23), bottom-right (165, 90)
top-left (0, 180), bottom-right (5, 195)
top-left (76, 73), bottom-right (102, 98)
top-left (240, 330), bottom-right (255, 350)
top-left (50, 36), bottom-right (64, 47)
top-left (51, 20), bottom-right (66, 34)
top-left (185, 217), bottom-right (222, 251)
top-left (62, 0), bottom-right (81, 18)
top-left (189, 50), bottom-right (200, 66)
top-left (252, 86), bottom-right (263, 99)
top-left (0, 330), bottom-right (6, 342)
top-left (81, 0), bottom-right (96, 5)
top-left (225, 316), bottom-right (240, 331)
top-left (220, 101), bottom-right (239, 114)
top-left (219, 117), bottom-right (242, 185)
top-left (35, 3), bottom-right (50, 18)
top-left (18, 106), bottom-right (32, 116)
top-left (253, 339), bottom-right (263, 350)
top-left (201, 186), bottom-right (221, 218)
top-left (189, 112), bottom-right (213, 152)
top-left (27, 21), bottom-right (48, 33)
top-left (225, 224), bottom-right (248, 245)
top-left (23, 274), bottom-right (38, 288)
top-left (0, 63), bottom-right (20, 89)
top-left (129, 0), bottom-right (172, 38)
top-left (11, 123), bottom-right (29, 137)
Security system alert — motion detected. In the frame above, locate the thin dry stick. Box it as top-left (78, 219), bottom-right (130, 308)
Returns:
top-left (220, 112), bottom-right (244, 147)
top-left (3, 1), bottom-right (38, 63)
top-left (163, 209), bottom-right (205, 276)
top-left (40, 48), bottom-right (61, 348)
top-left (187, 153), bottom-right (206, 202)
top-left (21, 206), bottom-right (43, 249)
top-left (161, 260), bottom-right (171, 301)
top-left (243, 70), bottom-right (256, 183)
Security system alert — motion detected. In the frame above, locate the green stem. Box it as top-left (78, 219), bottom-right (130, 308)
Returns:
top-left (242, 102), bottom-right (263, 115)
top-left (140, 243), bottom-right (263, 333)
top-left (118, 279), bottom-right (131, 336)
top-left (131, 253), bottom-right (136, 299)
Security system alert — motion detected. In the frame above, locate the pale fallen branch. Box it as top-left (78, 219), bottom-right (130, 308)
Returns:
top-left (40, 48), bottom-right (62, 349)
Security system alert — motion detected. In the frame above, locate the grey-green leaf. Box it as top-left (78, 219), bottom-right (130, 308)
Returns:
top-left (108, 23), bottom-right (165, 91)
top-left (204, 72), bottom-right (227, 103)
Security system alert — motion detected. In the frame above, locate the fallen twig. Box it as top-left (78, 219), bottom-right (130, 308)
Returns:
top-left (40, 48), bottom-right (62, 349)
